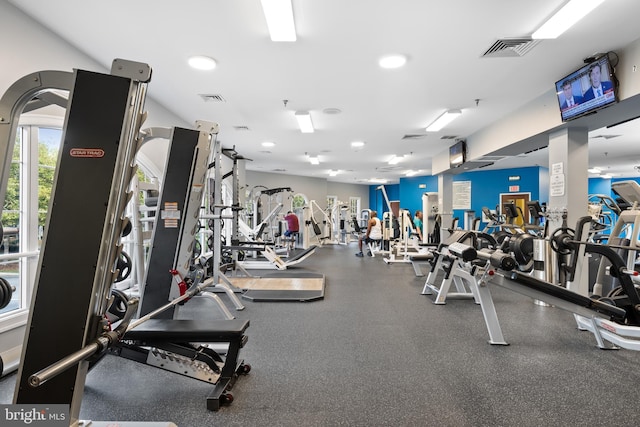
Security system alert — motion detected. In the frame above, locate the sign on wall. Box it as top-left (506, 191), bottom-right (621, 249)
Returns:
top-left (453, 181), bottom-right (471, 209)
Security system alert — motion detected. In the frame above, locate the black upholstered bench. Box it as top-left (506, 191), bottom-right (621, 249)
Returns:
top-left (125, 319), bottom-right (249, 341)
top-left (115, 318), bottom-right (250, 411)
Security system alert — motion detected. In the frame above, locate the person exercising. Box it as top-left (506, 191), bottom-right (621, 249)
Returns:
top-left (413, 210), bottom-right (423, 241)
top-left (356, 210), bottom-right (383, 257)
top-left (284, 211), bottom-right (299, 237)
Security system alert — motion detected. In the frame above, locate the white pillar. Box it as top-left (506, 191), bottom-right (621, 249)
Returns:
top-left (547, 127), bottom-right (589, 294)
top-left (548, 127), bottom-right (589, 227)
top-left (438, 173), bottom-right (453, 242)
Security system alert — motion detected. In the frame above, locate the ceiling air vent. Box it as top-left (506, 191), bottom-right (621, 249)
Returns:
top-left (402, 134), bottom-right (426, 140)
top-left (233, 126), bottom-right (250, 131)
top-left (478, 156), bottom-right (506, 162)
top-left (440, 135), bottom-right (458, 140)
top-left (198, 94), bottom-right (226, 102)
top-left (377, 166), bottom-right (402, 172)
top-left (591, 134), bottom-right (621, 140)
top-left (482, 38), bottom-right (541, 58)
top-left (524, 145), bottom-right (548, 154)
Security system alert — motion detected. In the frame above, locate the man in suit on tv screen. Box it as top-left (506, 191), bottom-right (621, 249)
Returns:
top-left (582, 62), bottom-right (613, 101)
top-left (560, 80), bottom-right (583, 110)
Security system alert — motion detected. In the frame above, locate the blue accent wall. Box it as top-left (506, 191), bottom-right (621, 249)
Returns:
top-left (589, 177), bottom-right (640, 199)
top-left (588, 177), bottom-right (612, 197)
top-left (451, 167), bottom-right (542, 229)
top-left (366, 168), bottom-right (634, 229)
top-left (399, 175), bottom-right (439, 216)
top-left (368, 184), bottom-right (399, 216)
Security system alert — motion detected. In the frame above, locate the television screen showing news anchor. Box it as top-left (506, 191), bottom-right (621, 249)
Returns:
top-left (555, 56), bottom-right (616, 122)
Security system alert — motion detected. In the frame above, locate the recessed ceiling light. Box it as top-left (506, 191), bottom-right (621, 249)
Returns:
top-left (351, 141), bottom-right (365, 148)
top-left (262, 141), bottom-right (275, 147)
top-left (379, 54), bottom-right (407, 69)
top-left (188, 55), bottom-right (217, 70)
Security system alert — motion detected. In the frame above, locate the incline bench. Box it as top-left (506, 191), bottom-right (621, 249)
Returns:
top-left (114, 318), bottom-right (250, 410)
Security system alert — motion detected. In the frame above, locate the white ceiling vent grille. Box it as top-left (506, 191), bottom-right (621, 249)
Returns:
top-left (198, 93), bottom-right (226, 102)
top-left (440, 135), bottom-right (458, 140)
top-left (233, 126), bottom-right (250, 131)
top-left (482, 38), bottom-right (541, 58)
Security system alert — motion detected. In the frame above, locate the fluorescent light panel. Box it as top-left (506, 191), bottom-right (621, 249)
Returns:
top-left (309, 156), bottom-right (320, 165)
top-left (532, 0), bottom-right (606, 39)
top-left (261, 0), bottom-right (296, 42)
top-left (388, 155), bottom-right (403, 165)
top-left (425, 109), bottom-right (461, 132)
top-left (295, 111), bottom-right (314, 133)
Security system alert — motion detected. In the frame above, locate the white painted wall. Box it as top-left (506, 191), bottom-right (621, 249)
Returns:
top-left (0, 0), bottom-right (190, 175)
top-left (433, 36), bottom-right (640, 175)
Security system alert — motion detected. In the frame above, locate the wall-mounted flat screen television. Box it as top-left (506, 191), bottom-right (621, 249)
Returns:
top-left (555, 53), bottom-right (618, 122)
top-left (449, 139), bottom-right (466, 168)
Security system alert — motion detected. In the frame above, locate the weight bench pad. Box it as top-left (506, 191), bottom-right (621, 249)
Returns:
top-left (125, 319), bottom-right (249, 342)
top-left (410, 253), bottom-right (434, 261)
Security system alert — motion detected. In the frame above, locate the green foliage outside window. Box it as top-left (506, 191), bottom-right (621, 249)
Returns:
top-left (2, 140), bottom-right (20, 227)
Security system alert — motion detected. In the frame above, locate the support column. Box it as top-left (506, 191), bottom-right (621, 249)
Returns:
top-left (438, 173), bottom-right (453, 243)
top-left (548, 127), bottom-right (589, 227)
top-left (547, 127), bottom-right (589, 294)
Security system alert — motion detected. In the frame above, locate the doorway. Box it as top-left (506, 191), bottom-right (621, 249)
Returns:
top-left (499, 193), bottom-right (530, 227)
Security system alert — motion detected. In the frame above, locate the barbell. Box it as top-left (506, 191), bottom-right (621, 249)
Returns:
top-left (447, 242), bottom-right (517, 271)
top-left (28, 271), bottom-right (209, 388)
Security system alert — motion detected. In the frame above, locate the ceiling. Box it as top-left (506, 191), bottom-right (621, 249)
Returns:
top-left (8, 0), bottom-right (640, 184)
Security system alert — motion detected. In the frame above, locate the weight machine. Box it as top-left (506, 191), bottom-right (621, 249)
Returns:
top-left (251, 186), bottom-right (293, 243)
top-left (1, 61), bottom-right (250, 426)
top-left (436, 241), bottom-right (514, 345)
top-left (135, 123), bottom-right (244, 320)
top-left (383, 209), bottom-right (423, 264)
top-left (490, 211), bottom-right (640, 351)
top-left (422, 192), bottom-right (440, 244)
top-left (3, 60), bottom-right (169, 424)
top-left (304, 200), bottom-right (331, 247)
